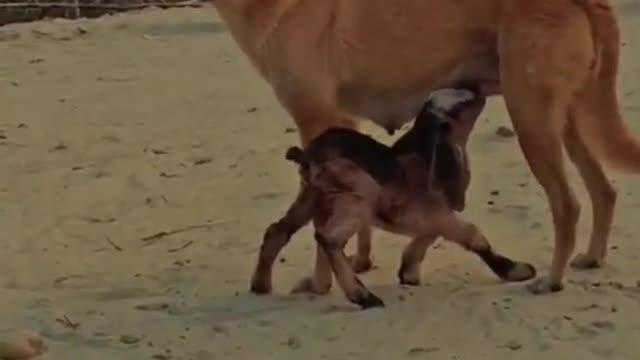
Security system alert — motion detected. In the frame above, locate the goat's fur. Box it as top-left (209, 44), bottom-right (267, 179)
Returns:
top-left (250, 89), bottom-right (536, 308)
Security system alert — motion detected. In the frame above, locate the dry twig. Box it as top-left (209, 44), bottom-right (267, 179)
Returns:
top-left (167, 240), bottom-right (194, 253)
top-left (140, 221), bottom-right (230, 245)
top-left (55, 315), bottom-right (80, 330)
top-left (106, 237), bottom-right (123, 251)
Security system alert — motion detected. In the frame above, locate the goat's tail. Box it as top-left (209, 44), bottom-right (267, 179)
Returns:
top-left (285, 146), bottom-right (306, 165)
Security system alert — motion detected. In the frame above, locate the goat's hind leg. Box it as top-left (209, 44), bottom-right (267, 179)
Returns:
top-left (439, 214), bottom-right (537, 282)
top-left (314, 204), bottom-right (384, 309)
top-left (250, 186), bottom-right (318, 294)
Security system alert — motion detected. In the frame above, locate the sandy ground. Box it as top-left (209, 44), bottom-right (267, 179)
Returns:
top-left (1, 2), bottom-right (640, 359)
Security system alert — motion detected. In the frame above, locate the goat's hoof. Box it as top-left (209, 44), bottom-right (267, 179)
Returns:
top-left (290, 276), bottom-right (331, 295)
top-left (347, 255), bottom-right (374, 273)
top-left (356, 293), bottom-right (385, 309)
top-left (502, 262), bottom-right (536, 282)
top-left (526, 276), bottom-right (563, 294)
top-left (399, 276), bottom-right (420, 286)
top-left (570, 253), bottom-right (603, 270)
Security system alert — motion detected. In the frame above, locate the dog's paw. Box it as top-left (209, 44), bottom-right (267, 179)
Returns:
top-left (250, 277), bottom-right (272, 295)
top-left (290, 276), bottom-right (331, 295)
top-left (347, 255), bottom-right (374, 274)
top-left (397, 267), bottom-right (421, 286)
top-left (526, 276), bottom-right (564, 294)
top-left (570, 253), bottom-right (603, 270)
top-left (399, 276), bottom-right (420, 286)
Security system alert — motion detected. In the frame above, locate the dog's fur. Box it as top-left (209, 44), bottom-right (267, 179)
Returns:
top-left (250, 89), bottom-right (536, 308)
top-left (211, 0), bottom-right (640, 294)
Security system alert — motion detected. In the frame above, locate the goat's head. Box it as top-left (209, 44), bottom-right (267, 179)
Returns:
top-left (413, 88), bottom-right (486, 211)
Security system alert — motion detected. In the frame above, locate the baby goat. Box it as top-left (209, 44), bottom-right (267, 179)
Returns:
top-left (250, 89), bottom-right (536, 309)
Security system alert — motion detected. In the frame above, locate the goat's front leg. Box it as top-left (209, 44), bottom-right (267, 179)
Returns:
top-left (397, 235), bottom-right (439, 286)
top-left (438, 214), bottom-right (536, 282)
top-left (347, 227), bottom-right (374, 273)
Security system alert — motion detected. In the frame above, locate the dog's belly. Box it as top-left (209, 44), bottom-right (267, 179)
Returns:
top-left (337, 63), bottom-right (497, 132)
top-left (338, 88), bottom-right (432, 132)
top-left (331, 0), bottom-right (501, 132)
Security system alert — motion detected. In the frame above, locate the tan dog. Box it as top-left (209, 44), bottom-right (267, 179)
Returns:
top-left (211, 0), bottom-right (640, 294)
top-left (250, 89), bottom-right (537, 308)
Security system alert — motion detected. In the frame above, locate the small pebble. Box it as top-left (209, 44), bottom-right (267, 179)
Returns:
top-left (591, 320), bottom-right (615, 330)
top-left (504, 340), bottom-right (522, 350)
top-left (496, 126), bottom-right (515, 137)
top-left (407, 346), bottom-right (439, 354)
top-left (120, 335), bottom-right (142, 344)
top-left (212, 325), bottom-right (227, 333)
top-left (52, 143), bottom-right (67, 151)
top-left (286, 336), bottom-right (301, 349)
top-left (135, 303), bottom-right (169, 312)
top-left (607, 281), bottom-right (623, 290)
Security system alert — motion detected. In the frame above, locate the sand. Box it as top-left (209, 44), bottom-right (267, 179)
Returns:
top-left (1, 2), bottom-right (640, 359)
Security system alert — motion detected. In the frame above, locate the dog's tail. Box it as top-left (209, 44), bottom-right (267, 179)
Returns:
top-left (572, 0), bottom-right (640, 173)
top-left (581, 0), bottom-right (619, 85)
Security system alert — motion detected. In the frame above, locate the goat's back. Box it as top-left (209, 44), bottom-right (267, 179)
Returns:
top-left (305, 128), bottom-right (403, 185)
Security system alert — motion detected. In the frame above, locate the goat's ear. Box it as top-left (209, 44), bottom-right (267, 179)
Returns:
top-left (438, 121), bottom-right (452, 137)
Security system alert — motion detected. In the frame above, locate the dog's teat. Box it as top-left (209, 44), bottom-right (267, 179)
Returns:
top-left (384, 125), bottom-right (396, 136)
top-left (427, 88), bottom-right (476, 114)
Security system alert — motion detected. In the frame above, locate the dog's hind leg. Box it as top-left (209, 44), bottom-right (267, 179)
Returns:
top-left (498, 1), bottom-right (603, 293)
top-left (250, 185), bottom-right (318, 294)
top-left (503, 95), bottom-right (579, 294)
top-left (438, 214), bottom-right (536, 282)
top-left (566, 101), bottom-right (617, 269)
